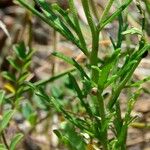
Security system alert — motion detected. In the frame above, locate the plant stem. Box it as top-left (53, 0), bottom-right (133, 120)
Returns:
top-left (114, 101), bottom-right (123, 136)
top-left (81, 0), bottom-right (99, 79)
top-left (90, 30), bottom-right (99, 82)
top-left (81, 0), bottom-right (97, 38)
top-left (97, 91), bottom-right (108, 150)
top-left (1, 132), bottom-right (9, 150)
top-left (6, 68), bottom-right (76, 100)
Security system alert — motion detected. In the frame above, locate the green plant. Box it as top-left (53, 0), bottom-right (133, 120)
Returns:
top-left (3, 0), bottom-right (150, 149)
top-left (1, 40), bottom-right (74, 149)
top-left (0, 90), bottom-right (23, 150)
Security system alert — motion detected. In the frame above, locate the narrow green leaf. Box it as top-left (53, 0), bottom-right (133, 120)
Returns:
top-left (34, 68), bottom-right (75, 87)
top-left (51, 3), bottom-right (76, 31)
top-left (62, 123), bottom-right (86, 150)
top-left (0, 91), bottom-right (5, 105)
top-left (135, 44), bottom-right (150, 59)
top-left (38, 0), bottom-right (78, 43)
top-left (1, 71), bottom-right (16, 82)
top-left (7, 57), bottom-right (20, 71)
top-left (81, 0), bottom-right (96, 41)
top-left (99, 0), bottom-right (132, 30)
top-left (51, 97), bottom-right (81, 126)
top-left (52, 97), bottom-right (93, 138)
top-left (68, 73), bottom-right (83, 99)
top-left (53, 51), bottom-right (74, 65)
top-left (98, 49), bottom-right (121, 89)
top-left (0, 110), bottom-right (14, 132)
top-left (53, 129), bottom-right (64, 141)
top-left (126, 76), bottom-right (150, 88)
top-left (18, 72), bottom-right (30, 83)
top-left (53, 130), bottom-right (78, 150)
top-left (122, 27), bottom-right (143, 36)
top-left (38, 0), bottom-right (65, 29)
top-left (68, 0), bottom-right (88, 55)
top-left (23, 59), bottom-right (32, 70)
top-left (17, 0), bottom-right (85, 52)
top-left (117, 14), bottom-right (128, 48)
top-left (51, 97), bottom-right (63, 112)
top-left (110, 36), bottom-right (116, 49)
top-left (13, 42), bottom-right (26, 60)
top-left (52, 51), bottom-right (89, 79)
top-left (10, 133), bottom-right (23, 150)
top-left (72, 59), bottom-right (89, 79)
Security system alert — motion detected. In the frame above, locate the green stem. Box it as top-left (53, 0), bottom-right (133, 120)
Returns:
top-left (97, 91), bottom-right (108, 150)
top-left (81, 0), bottom-right (97, 38)
top-left (114, 101), bottom-right (123, 135)
top-left (81, 0), bottom-right (99, 82)
top-left (90, 31), bottom-right (100, 82)
top-left (90, 30), bottom-right (99, 65)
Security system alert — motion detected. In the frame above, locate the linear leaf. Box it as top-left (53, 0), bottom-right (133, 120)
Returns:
top-left (0, 91), bottom-right (5, 105)
top-left (51, 97), bottom-right (89, 131)
top-left (122, 27), bottom-right (143, 36)
top-left (38, 0), bottom-right (78, 44)
top-left (99, 0), bottom-right (132, 30)
top-left (13, 42), bottom-right (26, 61)
top-left (1, 71), bottom-right (16, 82)
top-left (98, 49), bottom-right (121, 89)
top-left (68, 0), bottom-right (88, 55)
top-left (53, 51), bottom-right (89, 79)
top-left (68, 74), bottom-right (93, 116)
top-left (68, 73), bottom-right (83, 99)
top-left (0, 110), bottom-right (14, 132)
top-left (7, 57), bottom-right (20, 71)
top-left (10, 133), bottom-right (24, 150)
top-left (51, 3), bottom-right (76, 31)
